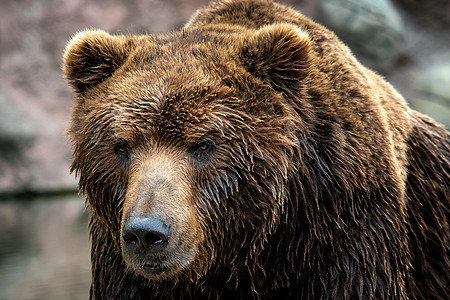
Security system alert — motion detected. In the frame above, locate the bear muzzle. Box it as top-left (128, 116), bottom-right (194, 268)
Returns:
top-left (119, 150), bottom-right (200, 279)
top-left (121, 215), bottom-right (177, 278)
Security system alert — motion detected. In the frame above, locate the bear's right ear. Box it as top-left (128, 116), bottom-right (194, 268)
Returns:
top-left (63, 30), bottom-right (136, 94)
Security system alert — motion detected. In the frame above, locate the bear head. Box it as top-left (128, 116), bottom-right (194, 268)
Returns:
top-left (63, 24), bottom-right (312, 281)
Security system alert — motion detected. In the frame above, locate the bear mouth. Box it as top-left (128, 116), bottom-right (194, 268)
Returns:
top-left (126, 252), bottom-right (191, 280)
top-left (129, 254), bottom-right (175, 279)
top-left (142, 263), bottom-right (170, 275)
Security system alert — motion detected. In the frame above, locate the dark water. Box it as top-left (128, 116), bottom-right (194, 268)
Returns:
top-left (0, 195), bottom-right (90, 300)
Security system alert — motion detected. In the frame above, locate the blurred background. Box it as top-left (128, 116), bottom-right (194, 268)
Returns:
top-left (0, 0), bottom-right (448, 299)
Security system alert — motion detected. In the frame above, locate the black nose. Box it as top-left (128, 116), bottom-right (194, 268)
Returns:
top-left (122, 217), bottom-right (171, 254)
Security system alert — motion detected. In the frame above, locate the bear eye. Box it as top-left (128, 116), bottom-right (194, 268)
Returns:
top-left (189, 139), bottom-right (215, 166)
top-left (197, 142), bottom-right (209, 152)
top-left (113, 142), bottom-right (130, 162)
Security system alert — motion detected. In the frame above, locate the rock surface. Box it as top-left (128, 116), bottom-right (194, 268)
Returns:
top-left (318, 0), bottom-right (406, 71)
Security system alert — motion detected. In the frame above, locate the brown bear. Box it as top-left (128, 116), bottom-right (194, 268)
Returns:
top-left (63, 0), bottom-right (449, 299)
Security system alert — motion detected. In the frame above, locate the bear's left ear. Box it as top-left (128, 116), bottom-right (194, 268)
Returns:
top-left (240, 23), bottom-right (312, 91)
top-left (63, 29), bottom-right (136, 94)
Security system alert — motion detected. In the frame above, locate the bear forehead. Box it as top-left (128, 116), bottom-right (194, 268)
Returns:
top-left (105, 81), bottom-right (239, 137)
top-left (99, 30), bottom-right (242, 110)
top-left (88, 74), bottom-right (249, 146)
top-left (125, 30), bottom-right (235, 73)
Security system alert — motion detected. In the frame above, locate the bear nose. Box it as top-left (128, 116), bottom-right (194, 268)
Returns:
top-left (122, 217), bottom-right (171, 254)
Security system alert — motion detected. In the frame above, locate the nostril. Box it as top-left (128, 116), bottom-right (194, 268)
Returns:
top-left (123, 232), bottom-right (140, 246)
top-left (122, 216), bottom-right (172, 254)
top-left (144, 232), bottom-right (165, 245)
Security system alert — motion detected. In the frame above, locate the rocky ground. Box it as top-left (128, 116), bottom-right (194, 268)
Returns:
top-left (1, 0), bottom-right (449, 194)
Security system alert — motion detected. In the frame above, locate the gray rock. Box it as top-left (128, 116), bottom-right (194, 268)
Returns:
top-left (318, 0), bottom-right (406, 70)
top-left (396, 0), bottom-right (450, 28)
top-left (416, 53), bottom-right (450, 127)
top-left (0, 94), bottom-right (35, 162)
top-left (0, 95), bottom-right (36, 191)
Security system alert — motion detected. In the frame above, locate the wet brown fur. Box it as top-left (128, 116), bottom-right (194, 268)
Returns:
top-left (63, 0), bottom-right (449, 299)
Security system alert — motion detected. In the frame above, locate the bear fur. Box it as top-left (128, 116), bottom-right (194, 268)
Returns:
top-left (63, 0), bottom-right (449, 299)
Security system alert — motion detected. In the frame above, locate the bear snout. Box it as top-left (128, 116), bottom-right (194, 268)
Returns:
top-left (122, 216), bottom-right (172, 254)
top-left (119, 150), bottom-right (201, 279)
